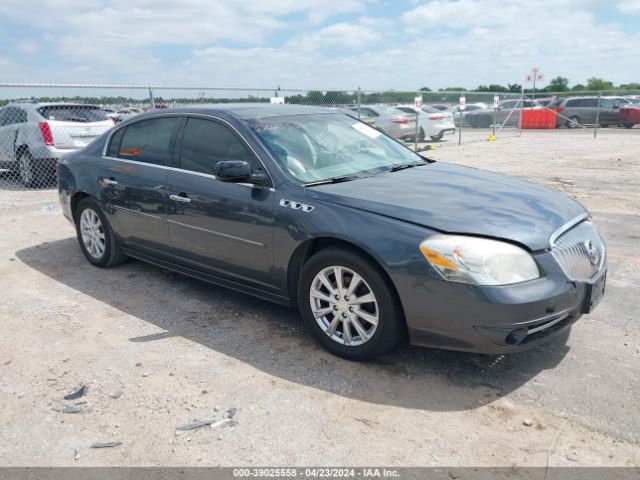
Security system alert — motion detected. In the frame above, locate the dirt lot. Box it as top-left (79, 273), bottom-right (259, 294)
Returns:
top-left (0, 129), bottom-right (639, 467)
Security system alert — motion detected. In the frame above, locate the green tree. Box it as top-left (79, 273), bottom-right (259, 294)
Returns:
top-left (419, 86), bottom-right (431, 92)
top-left (585, 77), bottom-right (614, 91)
top-left (508, 83), bottom-right (522, 93)
top-left (571, 83), bottom-right (585, 91)
top-left (546, 76), bottom-right (570, 92)
top-left (438, 87), bottom-right (466, 92)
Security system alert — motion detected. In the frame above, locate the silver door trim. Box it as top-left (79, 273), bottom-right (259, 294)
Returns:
top-left (167, 219), bottom-right (265, 248)
top-left (100, 155), bottom-right (275, 192)
top-left (112, 205), bottom-right (163, 220)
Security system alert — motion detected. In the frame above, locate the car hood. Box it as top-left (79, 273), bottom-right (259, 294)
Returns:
top-left (305, 162), bottom-right (586, 251)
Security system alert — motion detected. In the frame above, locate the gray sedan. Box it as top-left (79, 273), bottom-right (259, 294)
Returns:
top-left (58, 104), bottom-right (607, 360)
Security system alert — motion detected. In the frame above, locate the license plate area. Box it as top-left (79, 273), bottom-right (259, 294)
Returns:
top-left (582, 270), bottom-right (606, 313)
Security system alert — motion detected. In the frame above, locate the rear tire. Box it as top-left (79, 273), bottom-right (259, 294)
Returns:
top-left (18, 151), bottom-right (38, 187)
top-left (75, 197), bottom-right (128, 268)
top-left (567, 116), bottom-right (581, 128)
top-left (297, 247), bottom-right (405, 361)
top-left (430, 134), bottom-right (443, 141)
top-left (623, 123), bottom-right (634, 129)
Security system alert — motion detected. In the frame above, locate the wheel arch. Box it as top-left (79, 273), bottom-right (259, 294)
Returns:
top-left (70, 191), bottom-right (91, 222)
top-left (286, 236), bottom-right (406, 322)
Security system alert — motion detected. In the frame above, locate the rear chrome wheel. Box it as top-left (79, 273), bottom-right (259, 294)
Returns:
top-left (80, 208), bottom-right (106, 260)
top-left (75, 197), bottom-right (128, 268)
top-left (310, 266), bottom-right (379, 346)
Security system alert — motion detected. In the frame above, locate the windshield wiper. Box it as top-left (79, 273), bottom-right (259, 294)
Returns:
top-left (387, 162), bottom-right (425, 172)
top-left (303, 175), bottom-right (360, 187)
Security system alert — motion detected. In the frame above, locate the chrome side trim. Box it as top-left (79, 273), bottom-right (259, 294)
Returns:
top-left (527, 312), bottom-right (570, 335)
top-left (100, 112), bottom-right (275, 187)
top-left (548, 212), bottom-right (589, 247)
top-left (100, 156), bottom-right (275, 192)
top-left (112, 205), bottom-right (162, 220)
top-left (167, 219), bottom-right (265, 248)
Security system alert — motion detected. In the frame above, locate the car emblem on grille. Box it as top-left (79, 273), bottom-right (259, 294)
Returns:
top-left (584, 240), bottom-right (599, 266)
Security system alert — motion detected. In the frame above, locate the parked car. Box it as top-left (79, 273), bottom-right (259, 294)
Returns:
top-left (465, 99), bottom-right (538, 128)
top-left (427, 104), bottom-right (450, 112)
top-left (0, 102), bottom-right (114, 186)
top-left (448, 103), bottom-right (488, 127)
top-left (395, 105), bottom-right (456, 141)
top-left (547, 96), bottom-right (621, 128)
top-left (113, 108), bottom-right (143, 123)
top-left (618, 105), bottom-right (640, 128)
top-left (349, 105), bottom-right (436, 142)
top-left (58, 104), bottom-right (607, 360)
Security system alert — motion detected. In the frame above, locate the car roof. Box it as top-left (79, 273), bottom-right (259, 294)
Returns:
top-left (137, 103), bottom-right (333, 120)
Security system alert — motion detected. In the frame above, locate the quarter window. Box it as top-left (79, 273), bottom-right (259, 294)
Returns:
top-left (179, 118), bottom-right (253, 175)
top-left (117, 117), bottom-right (180, 165)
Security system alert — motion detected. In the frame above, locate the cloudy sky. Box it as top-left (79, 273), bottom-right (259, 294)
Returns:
top-left (1, 0), bottom-right (639, 90)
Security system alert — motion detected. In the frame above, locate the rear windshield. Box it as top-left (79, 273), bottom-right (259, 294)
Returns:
top-left (37, 105), bottom-right (109, 123)
top-left (396, 107), bottom-right (416, 114)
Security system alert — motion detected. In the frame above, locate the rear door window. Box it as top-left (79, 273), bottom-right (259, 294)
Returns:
top-left (106, 128), bottom-right (125, 157)
top-left (179, 118), bottom-right (254, 175)
top-left (117, 117), bottom-right (181, 166)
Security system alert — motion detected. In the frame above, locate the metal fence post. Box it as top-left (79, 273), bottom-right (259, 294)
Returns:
top-left (357, 87), bottom-right (361, 119)
top-left (518, 88), bottom-right (524, 135)
top-left (148, 86), bottom-right (155, 110)
top-left (458, 108), bottom-right (463, 146)
top-left (594, 90), bottom-right (601, 139)
top-left (414, 92), bottom-right (420, 152)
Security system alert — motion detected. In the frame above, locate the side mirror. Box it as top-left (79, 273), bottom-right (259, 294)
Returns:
top-left (214, 160), bottom-right (268, 187)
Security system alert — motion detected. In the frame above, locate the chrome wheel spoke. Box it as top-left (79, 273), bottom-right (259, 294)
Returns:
top-left (312, 306), bottom-right (333, 319)
top-left (354, 307), bottom-right (378, 326)
top-left (351, 292), bottom-right (375, 305)
top-left (342, 318), bottom-right (352, 345)
top-left (350, 315), bottom-right (370, 341)
top-left (345, 272), bottom-right (362, 298)
top-left (310, 288), bottom-right (334, 304)
top-left (318, 271), bottom-right (336, 296)
top-left (333, 266), bottom-right (344, 295)
top-left (80, 208), bottom-right (106, 259)
top-left (325, 316), bottom-right (340, 337)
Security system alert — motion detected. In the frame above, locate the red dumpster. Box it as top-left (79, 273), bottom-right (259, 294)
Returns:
top-left (518, 109), bottom-right (557, 129)
top-left (618, 107), bottom-right (640, 128)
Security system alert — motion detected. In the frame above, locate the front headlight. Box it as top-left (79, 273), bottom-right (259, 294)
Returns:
top-left (419, 235), bottom-right (539, 285)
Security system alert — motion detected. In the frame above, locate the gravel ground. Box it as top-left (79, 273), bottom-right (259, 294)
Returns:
top-left (0, 129), bottom-right (639, 467)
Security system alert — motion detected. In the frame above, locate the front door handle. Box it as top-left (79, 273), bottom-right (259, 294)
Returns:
top-left (102, 178), bottom-right (118, 186)
top-left (170, 194), bottom-right (191, 204)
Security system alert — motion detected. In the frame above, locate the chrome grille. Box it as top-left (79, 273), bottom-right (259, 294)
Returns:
top-left (551, 221), bottom-right (605, 281)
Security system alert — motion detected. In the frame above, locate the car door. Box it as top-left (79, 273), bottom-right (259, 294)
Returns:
top-left (99, 115), bottom-right (182, 259)
top-left (598, 98), bottom-right (618, 125)
top-left (166, 116), bottom-right (276, 291)
top-left (580, 98), bottom-right (598, 124)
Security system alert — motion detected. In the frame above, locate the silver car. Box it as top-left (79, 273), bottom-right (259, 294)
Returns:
top-left (0, 102), bottom-right (114, 186)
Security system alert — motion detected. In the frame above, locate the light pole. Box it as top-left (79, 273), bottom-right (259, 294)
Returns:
top-left (526, 67), bottom-right (544, 99)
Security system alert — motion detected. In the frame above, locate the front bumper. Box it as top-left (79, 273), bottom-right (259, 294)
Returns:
top-left (395, 250), bottom-right (606, 354)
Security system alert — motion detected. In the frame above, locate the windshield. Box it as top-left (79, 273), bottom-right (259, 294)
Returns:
top-left (247, 113), bottom-right (423, 183)
top-left (38, 105), bottom-right (110, 123)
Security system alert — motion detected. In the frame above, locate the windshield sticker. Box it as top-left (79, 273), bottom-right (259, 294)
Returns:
top-left (352, 122), bottom-right (381, 139)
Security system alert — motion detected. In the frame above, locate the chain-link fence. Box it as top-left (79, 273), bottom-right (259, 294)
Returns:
top-left (1, 83), bottom-right (639, 205)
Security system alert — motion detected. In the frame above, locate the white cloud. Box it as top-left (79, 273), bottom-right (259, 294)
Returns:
top-left (617, 0), bottom-right (640, 13)
top-left (0, 0), bottom-right (638, 90)
top-left (286, 23), bottom-right (382, 51)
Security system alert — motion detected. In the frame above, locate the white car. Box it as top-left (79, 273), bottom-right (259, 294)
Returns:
top-left (0, 102), bottom-right (114, 186)
top-left (396, 104), bottom-right (456, 141)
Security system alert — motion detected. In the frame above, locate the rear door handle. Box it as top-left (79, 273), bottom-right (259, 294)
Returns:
top-left (170, 194), bottom-right (191, 204)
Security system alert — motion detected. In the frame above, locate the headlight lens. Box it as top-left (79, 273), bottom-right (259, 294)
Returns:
top-left (419, 235), bottom-right (539, 285)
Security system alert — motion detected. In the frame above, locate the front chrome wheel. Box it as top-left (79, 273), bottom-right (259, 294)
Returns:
top-left (80, 208), bottom-right (106, 259)
top-left (309, 266), bottom-right (379, 346)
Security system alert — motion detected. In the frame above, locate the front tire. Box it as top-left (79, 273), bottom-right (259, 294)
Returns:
top-left (567, 116), bottom-right (581, 128)
top-left (297, 248), bottom-right (405, 360)
top-left (75, 198), bottom-right (127, 268)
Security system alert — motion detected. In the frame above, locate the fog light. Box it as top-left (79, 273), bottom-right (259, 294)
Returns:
top-left (505, 328), bottom-right (528, 346)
